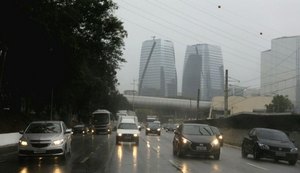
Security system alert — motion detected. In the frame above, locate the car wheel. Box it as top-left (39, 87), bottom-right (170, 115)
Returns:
top-left (172, 146), bottom-right (177, 155)
top-left (213, 151), bottom-right (220, 160)
top-left (253, 146), bottom-right (260, 160)
top-left (158, 132), bottom-right (161, 136)
top-left (176, 144), bottom-right (184, 157)
top-left (241, 144), bottom-right (248, 158)
top-left (288, 159), bottom-right (297, 165)
top-left (18, 156), bottom-right (27, 163)
top-left (116, 138), bottom-right (120, 145)
top-left (145, 132), bottom-right (148, 136)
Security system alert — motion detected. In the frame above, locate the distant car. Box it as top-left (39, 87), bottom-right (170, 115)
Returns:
top-left (210, 126), bottom-right (223, 147)
top-left (18, 121), bottom-right (72, 161)
top-left (116, 119), bottom-right (140, 145)
top-left (165, 123), bottom-right (177, 132)
top-left (241, 128), bottom-right (298, 165)
top-left (72, 124), bottom-right (89, 134)
top-left (146, 122), bottom-right (161, 136)
top-left (173, 123), bottom-right (221, 159)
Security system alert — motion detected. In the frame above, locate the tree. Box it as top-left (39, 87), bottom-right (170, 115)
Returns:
top-left (0, 0), bottom-right (127, 122)
top-left (265, 95), bottom-right (293, 113)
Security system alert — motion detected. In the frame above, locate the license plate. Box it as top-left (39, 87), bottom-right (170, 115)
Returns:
top-left (196, 146), bottom-right (207, 151)
top-left (275, 151), bottom-right (286, 157)
top-left (34, 150), bottom-right (46, 154)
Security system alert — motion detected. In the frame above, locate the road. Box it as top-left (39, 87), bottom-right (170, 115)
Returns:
top-left (0, 130), bottom-right (299, 173)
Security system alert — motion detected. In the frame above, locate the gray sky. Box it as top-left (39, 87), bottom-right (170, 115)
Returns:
top-left (115, 0), bottom-right (300, 94)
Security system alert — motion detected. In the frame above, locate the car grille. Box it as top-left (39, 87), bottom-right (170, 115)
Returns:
top-left (30, 140), bottom-right (51, 148)
top-left (269, 146), bottom-right (290, 152)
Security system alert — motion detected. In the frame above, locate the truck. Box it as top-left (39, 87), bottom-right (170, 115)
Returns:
top-left (89, 109), bottom-right (112, 134)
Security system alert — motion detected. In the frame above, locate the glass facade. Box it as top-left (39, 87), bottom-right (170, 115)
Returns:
top-left (138, 39), bottom-right (177, 97)
top-left (182, 44), bottom-right (224, 101)
top-left (261, 36), bottom-right (300, 112)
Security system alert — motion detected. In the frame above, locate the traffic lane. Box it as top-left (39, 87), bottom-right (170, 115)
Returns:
top-left (160, 132), bottom-right (300, 173)
top-left (0, 133), bottom-right (114, 173)
top-left (108, 130), bottom-right (179, 173)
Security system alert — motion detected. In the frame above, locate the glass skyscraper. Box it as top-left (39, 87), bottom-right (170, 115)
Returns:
top-left (182, 44), bottom-right (224, 101)
top-left (261, 36), bottom-right (300, 112)
top-left (138, 39), bottom-right (177, 97)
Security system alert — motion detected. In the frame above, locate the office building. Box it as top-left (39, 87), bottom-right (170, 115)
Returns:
top-left (182, 44), bottom-right (224, 101)
top-left (138, 39), bottom-right (177, 97)
top-left (261, 36), bottom-right (300, 112)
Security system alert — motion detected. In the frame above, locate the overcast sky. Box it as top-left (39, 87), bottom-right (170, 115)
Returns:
top-left (114, 0), bottom-right (300, 94)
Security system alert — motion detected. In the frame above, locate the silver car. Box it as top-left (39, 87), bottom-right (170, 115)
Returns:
top-left (18, 121), bottom-right (72, 161)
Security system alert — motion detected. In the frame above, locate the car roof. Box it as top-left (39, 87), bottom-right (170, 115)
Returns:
top-left (92, 109), bottom-right (110, 114)
top-left (30, 121), bottom-right (63, 124)
top-left (254, 127), bottom-right (283, 133)
top-left (182, 123), bottom-right (210, 126)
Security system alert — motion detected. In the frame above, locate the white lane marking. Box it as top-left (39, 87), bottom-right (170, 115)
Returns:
top-left (80, 151), bottom-right (94, 163)
top-left (169, 160), bottom-right (183, 172)
top-left (246, 162), bottom-right (269, 171)
top-left (80, 157), bottom-right (89, 163)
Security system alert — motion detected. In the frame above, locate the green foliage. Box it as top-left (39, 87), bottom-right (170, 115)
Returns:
top-left (265, 95), bottom-right (293, 113)
top-left (0, 0), bottom-right (128, 121)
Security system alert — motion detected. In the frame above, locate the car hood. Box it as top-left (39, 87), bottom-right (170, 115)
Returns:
top-left (259, 138), bottom-right (295, 148)
top-left (117, 129), bottom-right (140, 135)
top-left (183, 134), bottom-right (215, 143)
top-left (22, 133), bottom-right (62, 141)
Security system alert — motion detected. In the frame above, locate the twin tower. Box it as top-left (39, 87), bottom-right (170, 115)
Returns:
top-left (138, 39), bottom-right (224, 101)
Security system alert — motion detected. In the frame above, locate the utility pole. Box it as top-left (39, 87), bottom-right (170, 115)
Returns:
top-left (131, 79), bottom-right (136, 111)
top-left (50, 89), bottom-right (54, 120)
top-left (0, 47), bottom-right (8, 93)
top-left (197, 89), bottom-right (200, 120)
top-left (224, 69), bottom-right (229, 118)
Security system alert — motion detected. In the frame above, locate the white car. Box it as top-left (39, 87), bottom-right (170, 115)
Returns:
top-left (18, 121), bottom-right (72, 161)
top-left (116, 119), bottom-right (140, 145)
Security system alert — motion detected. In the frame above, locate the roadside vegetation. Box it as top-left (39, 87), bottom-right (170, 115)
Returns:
top-left (0, 0), bottom-right (130, 130)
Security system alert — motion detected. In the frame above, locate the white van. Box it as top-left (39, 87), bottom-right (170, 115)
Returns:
top-left (116, 118), bottom-right (140, 145)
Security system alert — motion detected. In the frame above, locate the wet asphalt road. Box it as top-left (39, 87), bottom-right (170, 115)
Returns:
top-left (0, 130), bottom-right (299, 173)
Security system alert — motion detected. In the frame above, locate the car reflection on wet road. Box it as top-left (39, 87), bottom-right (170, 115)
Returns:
top-left (0, 131), bottom-right (299, 173)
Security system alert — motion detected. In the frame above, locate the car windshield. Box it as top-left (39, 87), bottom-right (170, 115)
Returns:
top-left (183, 125), bottom-right (213, 136)
top-left (93, 114), bottom-right (109, 123)
top-left (257, 130), bottom-right (290, 141)
top-left (210, 126), bottom-right (221, 135)
top-left (148, 123), bottom-right (160, 128)
top-left (25, 123), bottom-right (61, 133)
top-left (118, 123), bottom-right (138, 130)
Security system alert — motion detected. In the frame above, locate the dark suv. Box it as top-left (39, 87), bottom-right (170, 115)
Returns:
top-left (241, 128), bottom-right (298, 165)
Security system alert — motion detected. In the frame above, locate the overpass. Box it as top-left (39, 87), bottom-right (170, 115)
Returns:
top-left (124, 95), bottom-right (211, 112)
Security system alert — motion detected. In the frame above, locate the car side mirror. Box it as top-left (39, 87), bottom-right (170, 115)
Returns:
top-left (65, 129), bottom-right (72, 134)
top-left (19, 130), bottom-right (24, 134)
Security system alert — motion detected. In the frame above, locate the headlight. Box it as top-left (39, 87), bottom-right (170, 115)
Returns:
top-left (91, 129), bottom-right (94, 133)
top-left (290, 147), bottom-right (298, 153)
top-left (53, 139), bottom-right (64, 145)
top-left (133, 134), bottom-right (138, 137)
top-left (107, 129), bottom-right (110, 132)
top-left (146, 128), bottom-right (150, 131)
top-left (218, 135), bottom-right (223, 140)
top-left (157, 128), bottom-right (161, 131)
top-left (182, 137), bottom-right (190, 144)
top-left (19, 140), bottom-right (28, 146)
top-left (138, 125), bottom-right (141, 128)
top-left (211, 139), bottom-right (219, 146)
top-left (118, 133), bottom-right (122, 137)
top-left (258, 143), bottom-right (269, 150)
